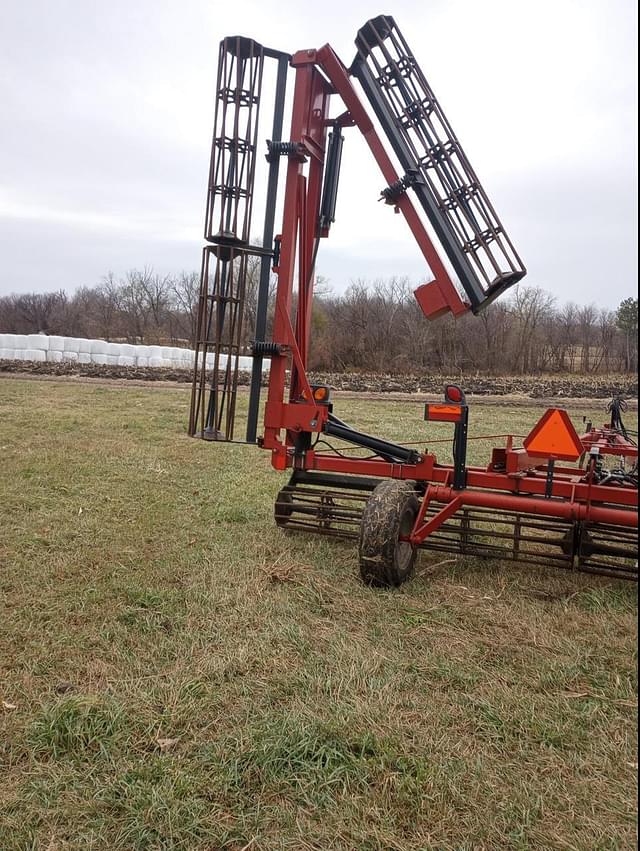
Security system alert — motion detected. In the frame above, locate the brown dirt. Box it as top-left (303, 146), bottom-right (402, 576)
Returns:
top-left (1, 360), bottom-right (637, 409)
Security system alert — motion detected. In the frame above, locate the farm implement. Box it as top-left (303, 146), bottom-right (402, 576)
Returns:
top-left (189, 15), bottom-right (638, 585)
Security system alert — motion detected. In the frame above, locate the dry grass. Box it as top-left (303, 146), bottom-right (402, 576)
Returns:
top-left (0, 378), bottom-right (637, 850)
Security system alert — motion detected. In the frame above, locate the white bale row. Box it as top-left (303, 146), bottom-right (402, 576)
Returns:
top-left (0, 334), bottom-right (269, 372)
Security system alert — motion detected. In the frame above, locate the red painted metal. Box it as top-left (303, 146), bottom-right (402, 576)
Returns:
top-left (263, 43), bottom-right (474, 460)
top-left (264, 400), bottom-right (328, 433)
top-left (415, 485), bottom-right (637, 534)
top-left (305, 451), bottom-right (437, 481)
top-left (258, 39), bottom-right (637, 565)
top-left (580, 425), bottom-right (639, 458)
top-left (314, 45), bottom-right (470, 320)
top-left (262, 59), bottom-right (332, 464)
top-left (306, 450), bottom-right (637, 508)
top-left (411, 492), bottom-right (464, 544)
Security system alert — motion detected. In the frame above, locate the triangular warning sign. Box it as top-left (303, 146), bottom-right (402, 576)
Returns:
top-left (524, 409), bottom-right (584, 461)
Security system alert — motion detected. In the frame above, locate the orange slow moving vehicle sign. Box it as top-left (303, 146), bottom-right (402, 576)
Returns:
top-left (523, 409), bottom-right (584, 462)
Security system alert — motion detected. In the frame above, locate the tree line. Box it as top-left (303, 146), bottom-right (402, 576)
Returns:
top-left (0, 266), bottom-right (637, 375)
top-left (0, 269), bottom-right (200, 349)
top-left (310, 279), bottom-right (638, 375)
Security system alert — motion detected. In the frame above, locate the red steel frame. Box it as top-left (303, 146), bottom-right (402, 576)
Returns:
top-left (261, 46), bottom-right (638, 546)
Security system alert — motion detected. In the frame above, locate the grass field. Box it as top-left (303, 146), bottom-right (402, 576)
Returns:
top-left (0, 377), bottom-right (637, 850)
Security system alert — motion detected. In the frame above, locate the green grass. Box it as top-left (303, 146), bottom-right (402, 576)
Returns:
top-left (0, 378), bottom-right (637, 850)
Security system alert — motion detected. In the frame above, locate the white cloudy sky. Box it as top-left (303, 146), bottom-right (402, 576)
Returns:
top-left (0, 0), bottom-right (637, 307)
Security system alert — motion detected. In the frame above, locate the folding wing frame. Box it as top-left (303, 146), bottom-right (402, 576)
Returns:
top-left (189, 16), bottom-right (526, 450)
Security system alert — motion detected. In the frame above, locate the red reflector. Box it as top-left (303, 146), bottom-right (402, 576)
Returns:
top-left (524, 409), bottom-right (584, 461)
top-left (445, 385), bottom-right (465, 404)
top-left (425, 404), bottom-right (464, 423)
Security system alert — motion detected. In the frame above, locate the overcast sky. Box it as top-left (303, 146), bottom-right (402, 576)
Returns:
top-left (0, 0), bottom-right (637, 308)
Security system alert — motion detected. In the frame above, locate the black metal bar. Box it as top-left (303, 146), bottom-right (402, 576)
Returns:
top-left (452, 407), bottom-right (469, 489)
top-left (324, 419), bottom-right (421, 464)
top-left (545, 459), bottom-right (556, 498)
top-left (319, 129), bottom-right (344, 231)
top-left (263, 47), bottom-right (291, 61)
top-left (289, 470), bottom-right (381, 490)
top-left (246, 53), bottom-right (289, 443)
top-left (204, 259), bottom-right (229, 437)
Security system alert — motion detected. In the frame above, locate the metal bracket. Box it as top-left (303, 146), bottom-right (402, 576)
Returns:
top-left (545, 459), bottom-right (556, 498)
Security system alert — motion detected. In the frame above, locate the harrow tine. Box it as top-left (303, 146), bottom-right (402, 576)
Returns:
top-left (274, 477), bottom-right (638, 581)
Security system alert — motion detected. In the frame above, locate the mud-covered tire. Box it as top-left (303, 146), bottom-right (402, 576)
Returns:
top-left (359, 480), bottom-right (419, 588)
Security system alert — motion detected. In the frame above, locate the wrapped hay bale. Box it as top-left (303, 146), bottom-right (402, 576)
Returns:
top-left (26, 334), bottom-right (49, 351)
top-left (91, 339), bottom-right (109, 355)
top-left (23, 349), bottom-right (47, 362)
top-left (48, 336), bottom-right (65, 352)
top-left (11, 334), bottom-right (29, 349)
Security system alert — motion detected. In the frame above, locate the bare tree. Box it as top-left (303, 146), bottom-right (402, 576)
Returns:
top-left (577, 304), bottom-right (598, 373)
top-left (169, 271), bottom-right (200, 345)
top-left (509, 287), bottom-right (556, 374)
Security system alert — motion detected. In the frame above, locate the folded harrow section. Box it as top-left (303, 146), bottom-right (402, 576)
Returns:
top-left (189, 38), bottom-right (289, 441)
top-left (352, 15), bottom-right (526, 312)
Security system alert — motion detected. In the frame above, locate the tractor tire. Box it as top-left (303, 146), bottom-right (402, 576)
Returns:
top-left (359, 479), bottom-right (419, 588)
